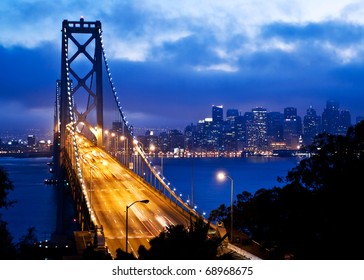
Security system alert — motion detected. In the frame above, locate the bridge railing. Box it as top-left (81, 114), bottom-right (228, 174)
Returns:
top-left (125, 140), bottom-right (214, 228)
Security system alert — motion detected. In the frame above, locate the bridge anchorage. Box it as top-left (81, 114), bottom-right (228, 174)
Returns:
top-left (52, 17), bottom-right (220, 258)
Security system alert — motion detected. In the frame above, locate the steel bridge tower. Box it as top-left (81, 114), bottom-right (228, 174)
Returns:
top-left (54, 18), bottom-right (105, 235)
top-left (60, 17), bottom-right (104, 150)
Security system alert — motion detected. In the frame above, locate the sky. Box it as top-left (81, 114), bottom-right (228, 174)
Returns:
top-left (1, 0), bottom-right (364, 133)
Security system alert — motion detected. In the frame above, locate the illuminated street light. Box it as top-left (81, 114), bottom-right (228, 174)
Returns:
top-left (149, 144), bottom-right (156, 156)
top-left (89, 164), bottom-right (96, 208)
top-left (81, 154), bottom-right (96, 208)
top-left (216, 171), bottom-right (234, 243)
top-left (120, 136), bottom-right (130, 167)
top-left (125, 199), bottom-right (149, 254)
top-left (149, 143), bottom-right (163, 176)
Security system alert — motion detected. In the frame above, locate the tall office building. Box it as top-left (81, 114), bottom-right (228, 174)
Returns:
top-left (267, 112), bottom-right (284, 143)
top-left (212, 105), bottom-right (224, 124)
top-left (246, 107), bottom-right (267, 152)
top-left (303, 106), bottom-right (321, 146)
top-left (226, 109), bottom-right (239, 121)
top-left (27, 135), bottom-right (36, 147)
top-left (234, 114), bottom-right (248, 150)
top-left (211, 105), bottom-right (223, 150)
top-left (283, 107), bottom-right (301, 149)
top-left (322, 99), bottom-right (340, 135)
top-left (223, 109), bottom-right (239, 152)
top-left (338, 110), bottom-right (351, 135)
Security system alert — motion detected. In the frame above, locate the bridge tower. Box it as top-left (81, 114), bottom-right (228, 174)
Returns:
top-left (54, 18), bottom-right (105, 235)
top-left (60, 17), bottom-right (104, 149)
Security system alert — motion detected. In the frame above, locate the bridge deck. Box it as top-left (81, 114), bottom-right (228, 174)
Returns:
top-left (76, 135), bottom-right (193, 258)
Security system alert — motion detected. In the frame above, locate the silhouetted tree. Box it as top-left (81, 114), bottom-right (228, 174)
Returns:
top-left (114, 248), bottom-right (136, 260)
top-left (0, 220), bottom-right (16, 259)
top-left (0, 167), bottom-right (15, 209)
top-left (0, 167), bottom-right (16, 259)
top-left (17, 227), bottom-right (41, 259)
top-left (82, 244), bottom-right (112, 260)
top-left (138, 218), bottom-right (226, 260)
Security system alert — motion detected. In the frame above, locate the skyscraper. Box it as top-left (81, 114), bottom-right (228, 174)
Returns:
top-left (212, 105), bottom-right (224, 124)
top-left (338, 110), bottom-right (351, 135)
top-left (226, 109), bottom-right (239, 121)
top-left (283, 107), bottom-right (301, 149)
top-left (303, 105), bottom-right (321, 146)
top-left (246, 107), bottom-right (267, 153)
top-left (211, 105), bottom-right (223, 150)
top-left (27, 135), bottom-right (36, 147)
top-left (267, 112), bottom-right (284, 143)
top-left (322, 99), bottom-right (340, 135)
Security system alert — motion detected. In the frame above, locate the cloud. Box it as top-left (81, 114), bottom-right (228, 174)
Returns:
top-left (2, 0), bottom-right (364, 131)
top-left (2, 0), bottom-right (364, 73)
top-left (0, 101), bottom-right (53, 130)
top-left (260, 21), bottom-right (364, 64)
top-left (194, 64), bottom-right (239, 73)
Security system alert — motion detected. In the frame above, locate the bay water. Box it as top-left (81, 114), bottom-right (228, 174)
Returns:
top-left (0, 156), bottom-right (299, 242)
top-left (159, 156), bottom-right (300, 216)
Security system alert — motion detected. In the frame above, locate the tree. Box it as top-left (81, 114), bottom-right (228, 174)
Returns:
top-left (17, 227), bottom-right (40, 259)
top-left (114, 248), bottom-right (136, 260)
top-left (0, 167), bottom-right (16, 259)
top-left (0, 220), bottom-right (16, 259)
top-left (138, 218), bottom-right (227, 260)
top-left (0, 166), bottom-right (15, 209)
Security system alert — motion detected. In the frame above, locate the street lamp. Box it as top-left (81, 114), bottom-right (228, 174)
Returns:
top-left (120, 135), bottom-right (129, 167)
top-left (89, 164), bottom-right (96, 208)
top-left (81, 154), bottom-right (96, 208)
top-left (125, 199), bottom-right (149, 254)
top-left (217, 171), bottom-right (234, 243)
top-left (149, 143), bottom-right (163, 175)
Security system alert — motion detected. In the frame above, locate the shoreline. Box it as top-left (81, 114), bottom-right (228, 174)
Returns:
top-left (0, 151), bottom-right (52, 158)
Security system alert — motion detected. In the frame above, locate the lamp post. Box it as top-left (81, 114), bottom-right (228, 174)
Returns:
top-left (217, 171), bottom-right (234, 243)
top-left (132, 139), bottom-right (141, 175)
top-left (81, 154), bottom-right (96, 208)
top-left (120, 135), bottom-right (128, 166)
top-left (125, 199), bottom-right (149, 254)
top-left (149, 144), bottom-right (163, 176)
top-left (111, 132), bottom-right (116, 155)
top-left (89, 164), bottom-right (96, 208)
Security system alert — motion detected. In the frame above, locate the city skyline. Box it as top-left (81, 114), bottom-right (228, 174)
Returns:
top-left (2, 1), bottom-right (364, 131)
top-left (0, 98), bottom-right (360, 140)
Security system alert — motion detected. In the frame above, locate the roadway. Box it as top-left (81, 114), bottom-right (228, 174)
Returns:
top-left (76, 135), bottom-right (192, 258)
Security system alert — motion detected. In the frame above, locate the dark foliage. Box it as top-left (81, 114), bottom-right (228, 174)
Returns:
top-left (0, 166), bottom-right (15, 209)
top-left (0, 220), bottom-right (16, 259)
top-left (137, 218), bottom-right (225, 260)
top-left (82, 245), bottom-right (112, 260)
top-left (0, 167), bottom-right (17, 259)
top-left (114, 248), bottom-right (136, 260)
top-left (16, 227), bottom-right (41, 259)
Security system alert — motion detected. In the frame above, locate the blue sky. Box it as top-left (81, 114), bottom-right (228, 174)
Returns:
top-left (1, 0), bottom-right (364, 132)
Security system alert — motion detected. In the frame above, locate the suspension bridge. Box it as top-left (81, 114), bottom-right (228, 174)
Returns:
top-left (52, 17), bottom-right (224, 259)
